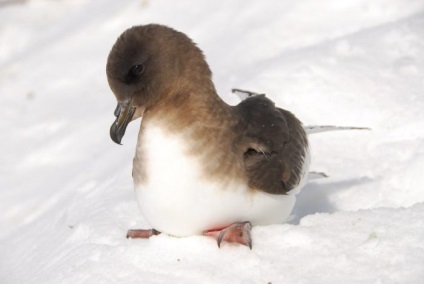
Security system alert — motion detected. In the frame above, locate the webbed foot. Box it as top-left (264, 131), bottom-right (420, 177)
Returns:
top-left (203, 221), bottom-right (252, 249)
top-left (126, 228), bottom-right (161, 239)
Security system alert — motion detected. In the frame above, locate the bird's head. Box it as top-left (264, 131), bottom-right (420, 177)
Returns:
top-left (106, 24), bottom-right (212, 144)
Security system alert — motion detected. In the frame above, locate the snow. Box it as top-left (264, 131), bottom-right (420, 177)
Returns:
top-left (1, 0), bottom-right (424, 283)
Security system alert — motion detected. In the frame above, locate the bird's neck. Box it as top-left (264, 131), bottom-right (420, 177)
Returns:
top-left (142, 82), bottom-right (234, 133)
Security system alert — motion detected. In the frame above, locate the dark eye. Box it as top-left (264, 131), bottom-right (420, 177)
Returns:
top-left (130, 64), bottom-right (144, 76)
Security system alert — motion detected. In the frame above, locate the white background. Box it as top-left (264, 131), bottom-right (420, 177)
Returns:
top-left (1, 0), bottom-right (424, 283)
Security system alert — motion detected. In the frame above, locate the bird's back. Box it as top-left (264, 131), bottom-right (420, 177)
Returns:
top-left (234, 95), bottom-right (309, 195)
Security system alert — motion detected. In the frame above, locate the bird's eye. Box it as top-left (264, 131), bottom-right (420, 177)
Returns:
top-left (130, 64), bottom-right (144, 76)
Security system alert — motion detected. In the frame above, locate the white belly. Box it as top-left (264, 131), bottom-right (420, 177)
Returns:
top-left (134, 125), bottom-right (306, 236)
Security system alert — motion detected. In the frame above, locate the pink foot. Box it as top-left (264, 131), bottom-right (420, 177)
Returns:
top-left (203, 222), bottom-right (252, 249)
top-left (126, 228), bottom-right (161, 239)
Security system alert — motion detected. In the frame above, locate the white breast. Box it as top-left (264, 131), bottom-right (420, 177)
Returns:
top-left (133, 124), bottom-right (309, 237)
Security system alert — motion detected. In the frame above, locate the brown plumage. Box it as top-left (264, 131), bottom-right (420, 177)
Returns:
top-left (107, 24), bottom-right (309, 248)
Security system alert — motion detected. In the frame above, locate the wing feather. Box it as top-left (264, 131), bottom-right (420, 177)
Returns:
top-left (234, 96), bottom-right (308, 195)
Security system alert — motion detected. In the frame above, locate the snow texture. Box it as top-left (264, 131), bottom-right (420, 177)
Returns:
top-left (1, 0), bottom-right (424, 283)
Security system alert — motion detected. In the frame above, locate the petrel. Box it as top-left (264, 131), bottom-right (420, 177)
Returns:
top-left (107, 24), bottom-right (365, 248)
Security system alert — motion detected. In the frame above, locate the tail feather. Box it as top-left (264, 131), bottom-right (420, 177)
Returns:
top-left (230, 89), bottom-right (370, 135)
top-left (308, 171), bottom-right (329, 180)
top-left (304, 125), bottom-right (370, 135)
top-left (231, 88), bottom-right (265, 101)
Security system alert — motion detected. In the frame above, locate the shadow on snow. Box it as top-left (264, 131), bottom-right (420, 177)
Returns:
top-left (289, 176), bottom-right (374, 225)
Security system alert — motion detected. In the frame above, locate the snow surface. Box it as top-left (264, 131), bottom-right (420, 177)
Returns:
top-left (1, 0), bottom-right (424, 283)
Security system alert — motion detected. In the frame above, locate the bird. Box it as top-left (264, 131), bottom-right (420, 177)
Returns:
top-left (106, 24), bottom-right (365, 248)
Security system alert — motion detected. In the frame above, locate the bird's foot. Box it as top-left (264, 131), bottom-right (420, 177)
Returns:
top-left (126, 228), bottom-right (161, 239)
top-left (203, 221), bottom-right (252, 249)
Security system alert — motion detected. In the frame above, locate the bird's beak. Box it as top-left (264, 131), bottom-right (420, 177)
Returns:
top-left (110, 98), bottom-right (136, 145)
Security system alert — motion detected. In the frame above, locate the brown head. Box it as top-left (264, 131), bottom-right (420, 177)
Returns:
top-left (106, 24), bottom-right (214, 144)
